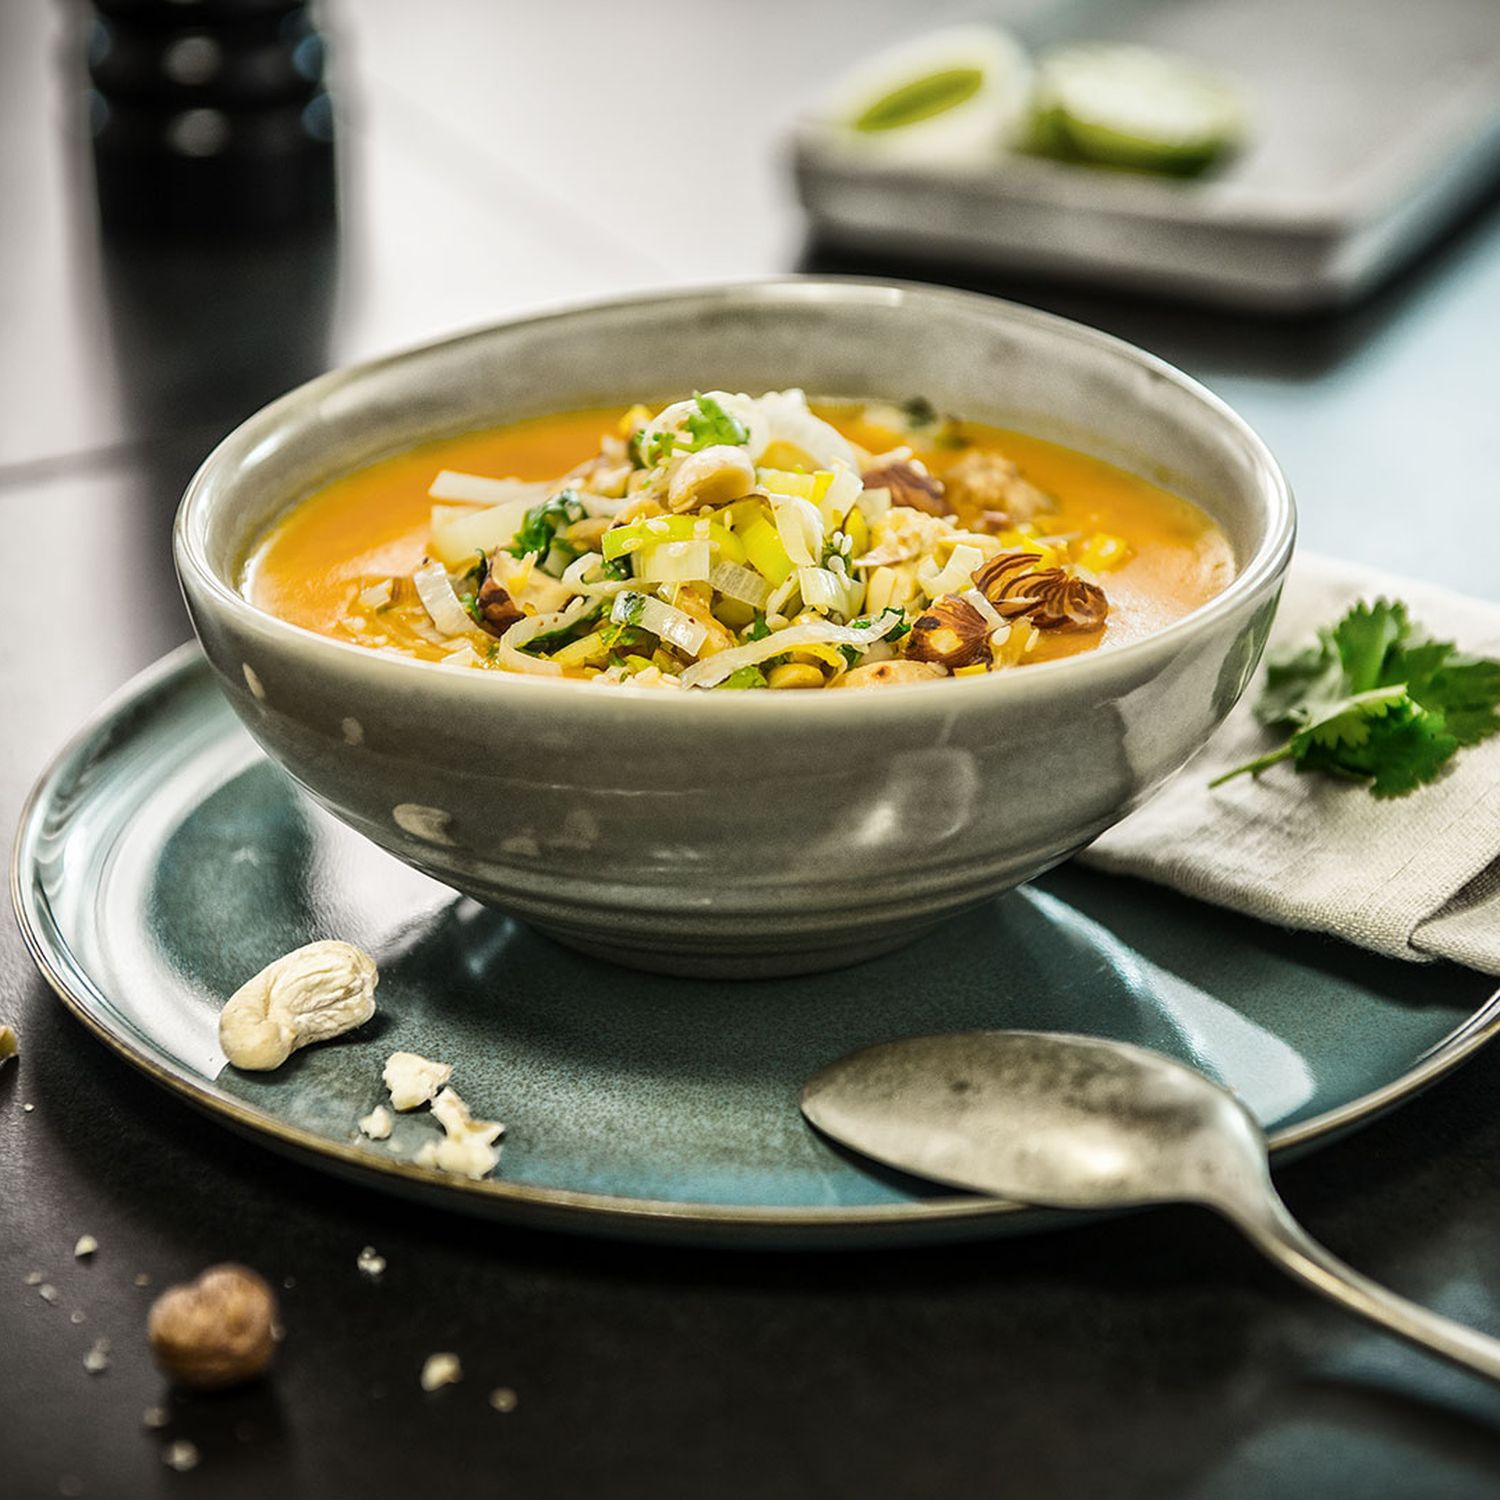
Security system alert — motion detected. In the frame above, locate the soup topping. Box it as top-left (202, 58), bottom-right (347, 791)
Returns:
top-left (247, 389), bottom-right (1234, 689)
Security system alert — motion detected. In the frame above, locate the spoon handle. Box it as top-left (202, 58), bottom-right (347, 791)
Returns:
top-left (1228, 1190), bottom-right (1500, 1382)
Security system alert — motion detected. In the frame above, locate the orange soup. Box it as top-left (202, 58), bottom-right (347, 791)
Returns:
top-left (245, 391), bottom-right (1234, 690)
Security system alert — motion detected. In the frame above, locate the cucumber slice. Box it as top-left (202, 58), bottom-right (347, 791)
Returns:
top-left (854, 68), bottom-right (985, 133)
top-left (1031, 44), bottom-right (1244, 177)
top-left (819, 25), bottom-right (1033, 166)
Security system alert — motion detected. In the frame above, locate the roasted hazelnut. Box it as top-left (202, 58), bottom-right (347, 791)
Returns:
top-left (1029, 573), bottom-right (1109, 632)
top-left (860, 461), bottom-right (951, 517)
top-left (148, 1264), bottom-right (279, 1390)
top-left (971, 552), bottom-right (1108, 633)
top-left (944, 450), bottom-right (1052, 524)
top-left (971, 552), bottom-right (1048, 617)
top-left (905, 595), bottom-right (993, 669)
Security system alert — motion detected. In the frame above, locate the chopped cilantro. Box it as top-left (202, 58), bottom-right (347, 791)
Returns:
top-left (519, 602), bottom-right (601, 655)
top-left (744, 615), bottom-right (772, 643)
top-left (1215, 599), bottom-right (1500, 798)
top-left (716, 666), bottom-right (769, 690)
top-left (902, 395), bottom-right (938, 428)
top-left (629, 428), bottom-right (676, 469)
top-left (683, 394), bottom-right (749, 451)
top-left (506, 490), bottom-right (587, 566)
top-left (457, 551), bottom-right (488, 624)
top-left (838, 644), bottom-right (861, 667)
top-left (600, 555), bottom-right (632, 581)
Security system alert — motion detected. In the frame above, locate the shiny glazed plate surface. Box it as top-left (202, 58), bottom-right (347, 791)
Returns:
top-left (14, 647), bottom-right (1500, 1247)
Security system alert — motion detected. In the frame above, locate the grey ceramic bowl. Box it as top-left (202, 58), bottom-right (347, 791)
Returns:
top-left (175, 279), bottom-right (1294, 977)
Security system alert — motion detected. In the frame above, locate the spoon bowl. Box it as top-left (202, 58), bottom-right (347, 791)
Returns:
top-left (803, 1029), bottom-right (1500, 1382)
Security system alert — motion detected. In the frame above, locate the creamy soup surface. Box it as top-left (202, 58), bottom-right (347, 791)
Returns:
top-left (245, 393), bottom-right (1235, 690)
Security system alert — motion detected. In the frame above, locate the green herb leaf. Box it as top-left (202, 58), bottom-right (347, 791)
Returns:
top-left (684, 394), bottom-right (749, 451)
top-left (506, 490), bottom-right (588, 568)
top-left (1215, 597), bottom-right (1500, 797)
top-left (744, 615), bottom-right (772, 643)
top-left (715, 665), bottom-right (769, 690)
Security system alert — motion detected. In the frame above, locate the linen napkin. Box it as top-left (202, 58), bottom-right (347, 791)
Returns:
top-left (1080, 552), bottom-right (1500, 974)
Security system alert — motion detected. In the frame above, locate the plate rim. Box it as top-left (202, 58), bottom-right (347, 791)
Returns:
top-left (14, 644), bottom-right (1500, 1241)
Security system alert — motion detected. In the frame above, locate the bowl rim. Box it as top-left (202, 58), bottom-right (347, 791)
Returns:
top-left (174, 275), bottom-right (1296, 718)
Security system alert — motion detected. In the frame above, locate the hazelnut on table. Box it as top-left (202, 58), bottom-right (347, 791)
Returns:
top-left (148, 1264), bottom-right (280, 1389)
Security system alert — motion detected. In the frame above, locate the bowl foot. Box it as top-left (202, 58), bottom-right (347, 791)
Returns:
top-left (538, 923), bottom-right (943, 980)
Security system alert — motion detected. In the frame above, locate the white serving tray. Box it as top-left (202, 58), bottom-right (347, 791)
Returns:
top-left (794, 0), bottom-right (1500, 311)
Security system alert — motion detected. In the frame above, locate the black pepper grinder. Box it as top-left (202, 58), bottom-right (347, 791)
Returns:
top-left (87, 0), bottom-right (336, 237)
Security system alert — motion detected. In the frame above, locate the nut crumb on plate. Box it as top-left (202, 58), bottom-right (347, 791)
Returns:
top-left (382, 1051), bottom-right (452, 1111)
top-left (358, 1104), bottom-right (393, 1140)
top-left (356, 1246), bottom-right (386, 1279)
top-left (143, 1407), bottom-right (170, 1430)
top-left (420, 1352), bottom-right (463, 1392)
top-left (74, 1234), bottom-right (98, 1259)
top-left (83, 1337), bottom-right (111, 1374)
top-left (24, 1270), bottom-right (43, 1285)
top-left (489, 1387), bottom-right (519, 1413)
top-left (39, 1283), bottom-right (59, 1304)
top-left (414, 1087), bottom-right (504, 1180)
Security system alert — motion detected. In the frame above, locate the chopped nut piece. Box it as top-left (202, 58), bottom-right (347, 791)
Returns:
top-left (358, 1104), bottom-right (393, 1141)
top-left (24, 1271), bottom-right (43, 1286)
top-left (382, 1052), bottom-right (453, 1112)
top-left (83, 1337), bottom-right (111, 1374)
top-left (148, 1264), bottom-right (279, 1390)
top-left (161, 1440), bottom-right (200, 1473)
top-left (356, 1246), bottom-right (386, 1279)
top-left (905, 595), bottom-right (994, 670)
top-left (489, 1387), bottom-right (519, 1413)
top-left (74, 1235), bottom-right (98, 1259)
top-left (943, 449), bottom-right (1052, 523)
top-left (667, 445), bottom-right (756, 512)
top-left (39, 1283), bottom-right (59, 1304)
top-left (834, 659), bottom-right (949, 688)
top-left (22, 1102), bottom-right (34, 1112)
top-left (134, 1273), bottom-right (152, 1288)
top-left (476, 561), bottom-right (525, 637)
top-left (219, 941), bottom-right (378, 1072)
top-left (420, 1352), bottom-right (463, 1392)
top-left (0, 1025), bottom-right (16, 1064)
top-left (860, 461), bottom-right (950, 517)
top-left (415, 1088), bottom-right (504, 1180)
top-left (143, 1407), bottom-right (170, 1430)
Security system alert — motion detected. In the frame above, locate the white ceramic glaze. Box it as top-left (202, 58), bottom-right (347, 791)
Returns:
top-left (174, 279), bottom-right (1294, 976)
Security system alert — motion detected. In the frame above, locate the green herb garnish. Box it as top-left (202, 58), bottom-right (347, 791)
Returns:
top-left (457, 550), bottom-right (488, 625)
top-left (1215, 599), bottom-right (1500, 798)
top-left (716, 666), bottom-right (769, 690)
top-left (507, 490), bottom-right (587, 566)
top-left (853, 68), bottom-right (985, 134)
top-left (629, 428), bottom-right (676, 468)
top-left (902, 395), bottom-right (938, 428)
top-left (520, 602), bottom-right (602, 655)
top-left (744, 615), bottom-right (773, 643)
top-left (684, 394), bottom-right (749, 451)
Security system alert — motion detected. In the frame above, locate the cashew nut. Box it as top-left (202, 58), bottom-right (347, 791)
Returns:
top-left (666, 445), bottom-right (756, 512)
top-left (218, 941), bottom-right (378, 1072)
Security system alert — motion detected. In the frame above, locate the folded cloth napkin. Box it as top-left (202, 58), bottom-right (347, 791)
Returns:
top-left (1081, 552), bottom-right (1500, 974)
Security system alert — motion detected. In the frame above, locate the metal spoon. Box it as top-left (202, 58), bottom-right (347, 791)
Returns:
top-left (802, 1030), bottom-right (1500, 1382)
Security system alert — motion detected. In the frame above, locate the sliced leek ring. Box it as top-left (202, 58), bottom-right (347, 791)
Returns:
top-left (1030, 44), bottom-right (1245, 177)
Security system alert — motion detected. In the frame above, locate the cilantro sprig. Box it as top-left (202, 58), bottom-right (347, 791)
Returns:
top-left (1215, 599), bottom-right (1500, 798)
top-left (506, 489), bottom-right (587, 570)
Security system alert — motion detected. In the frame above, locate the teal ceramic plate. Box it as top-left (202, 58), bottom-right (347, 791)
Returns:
top-left (14, 646), bottom-right (1500, 1247)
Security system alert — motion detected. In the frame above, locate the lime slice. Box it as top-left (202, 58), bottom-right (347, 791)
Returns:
top-left (820, 26), bottom-right (1033, 166)
top-left (1031, 44), bottom-right (1244, 177)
